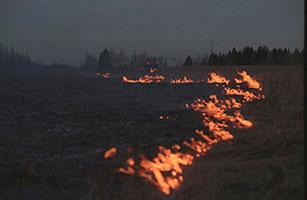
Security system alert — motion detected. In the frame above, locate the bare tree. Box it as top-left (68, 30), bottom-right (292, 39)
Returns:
top-left (81, 52), bottom-right (98, 70)
top-left (117, 49), bottom-right (129, 67)
top-left (206, 32), bottom-right (217, 54)
top-left (175, 58), bottom-right (181, 67)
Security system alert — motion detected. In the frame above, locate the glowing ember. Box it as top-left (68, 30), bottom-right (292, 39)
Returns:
top-left (105, 70), bottom-right (265, 195)
top-left (170, 76), bottom-right (194, 84)
top-left (122, 75), bottom-right (165, 83)
top-left (104, 147), bottom-right (117, 159)
top-left (150, 68), bottom-right (157, 73)
top-left (95, 72), bottom-right (110, 78)
top-left (102, 73), bottom-right (110, 78)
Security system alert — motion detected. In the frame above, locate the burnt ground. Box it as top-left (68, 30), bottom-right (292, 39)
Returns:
top-left (0, 66), bottom-right (304, 200)
top-left (0, 68), bottom-right (220, 199)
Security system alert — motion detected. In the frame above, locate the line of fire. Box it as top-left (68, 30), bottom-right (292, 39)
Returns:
top-left (101, 68), bottom-right (266, 195)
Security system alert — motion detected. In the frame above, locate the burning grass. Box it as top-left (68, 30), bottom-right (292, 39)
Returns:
top-left (95, 72), bottom-right (110, 78)
top-left (174, 66), bottom-right (304, 200)
top-left (122, 75), bottom-right (165, 83)
top-left (104, 70), bottom-right (265, 195)
top-left (92, 65), bottom-right (303, 200)
top-left (0, 65), bottom-right (303, 200)
top-left (170, 76), bottom-right (195, 84)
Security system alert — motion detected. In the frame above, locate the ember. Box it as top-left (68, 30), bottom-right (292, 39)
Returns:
top-left (150, 68), bottom-right (157, 73)
top-left (104, 147), bottom-right (117, 159)
top-left (102, 73), bottom-right (110, 78)
top-left (95, 72), bottom-right (110, 78)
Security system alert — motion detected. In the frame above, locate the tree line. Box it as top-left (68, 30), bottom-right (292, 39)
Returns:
top-left (0, 44), bottom-right (32, 68)
top-left (1, 43), bottom-right (304, 70)
top-left (84, 46), bottom-right (304, 70)
top-left (206, 46), bottom-right (304, 66)
top-left (81, 48), bottom-right (171, 71)
top-left (0, 43), bottom-right (75, 69)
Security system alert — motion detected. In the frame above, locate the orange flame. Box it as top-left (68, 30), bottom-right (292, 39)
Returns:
top-left (95, 72), bottom-right (110, 78)
top-left (107, 70), bottom-right (265, 195)
top-left (170, 76), bottom-right (194, 84)
top-left (234, 71), bottom-right (262, 91)
top-left (207, 72), bottom-right (230, 85)
top-left (104, 147), bottom-right (117, 159)
top-left (150, 68), bottom-right (157, 73)
top-left (122, 75), bottom-right (165, 83)
top-left (102, 73), bottom-right (110, 78)
top-left (128, 146), bottom-right (194, 195)
top-left (224, 88), bottom-right (265, 102)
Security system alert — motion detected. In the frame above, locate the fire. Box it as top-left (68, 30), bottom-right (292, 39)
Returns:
top-left (122, 75), bottom-right (165, 83)
top-left (234, 71), bottom-right (262, 91)
top-left (95, 72), bottom-right (110, 78)
top-left (224, 88), bottom-right (264, 102)
top-left (206, 71), bottom-right (264, 101)
top-left (170, 76), bottom-right (194, 84)
top-left (207, 72), bottom-right (230, 85)
top-left (150, 68), bottom-right (157, 73)
top-left (105, 70), bottom-right (265, 195)
top-left (120, 146), bottom-right (194, 195)
top-left (102, 73), bottom-right (110, 78)
top-left (104, 147), bottom-right (117, 159)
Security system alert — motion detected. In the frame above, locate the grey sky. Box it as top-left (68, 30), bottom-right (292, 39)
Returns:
top-left (0, 0), bottom-right (304, 65)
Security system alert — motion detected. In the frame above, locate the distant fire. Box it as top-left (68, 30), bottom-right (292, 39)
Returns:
top-left (105, 71), bottom-right (265, 195)
top-left (170, 76), bottom-right (194, 84)
top-left (102, 73), bottom-right (110, 78)
top-left (150, 68), bottom-right (157, 73)
top-left (95, 72), bottom-right (110, 78)
top-left (122, 75), bottom-right (165, 83)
